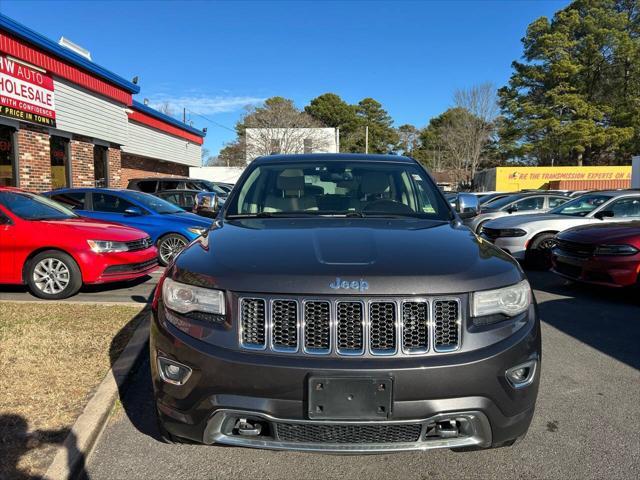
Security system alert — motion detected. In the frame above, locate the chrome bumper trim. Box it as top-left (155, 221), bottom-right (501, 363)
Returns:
top-left (202, 409), bottom-right (492, 453)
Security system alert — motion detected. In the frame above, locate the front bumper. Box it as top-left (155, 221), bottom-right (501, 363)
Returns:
top-left (552, 250), bottom-right (640, 287)
top-left (78, 247), bottom-right (158, 284)
top-left (151, 306), bottom-right (540, 452)
top-left (481, 234), bottom-right (528, 260)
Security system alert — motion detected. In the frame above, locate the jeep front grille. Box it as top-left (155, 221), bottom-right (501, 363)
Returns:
top-left (239, 295), bottom-right (461, 356)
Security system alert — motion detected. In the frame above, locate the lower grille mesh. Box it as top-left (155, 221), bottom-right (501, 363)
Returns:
top-left (275, 423), bottom-right (423, 444)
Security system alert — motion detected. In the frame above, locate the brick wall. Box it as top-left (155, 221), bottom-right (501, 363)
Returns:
top-left (70, 136), bottom-right (94, 188)
top-left (17, 124), bottom-right (51, 192)
top-left (120, 152), bottom-right (189, 186)
top-left (108, 146), bottom-right (122, 187)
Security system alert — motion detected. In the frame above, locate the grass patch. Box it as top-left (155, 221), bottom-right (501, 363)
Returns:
top-left (0, 302), bottom-right (145, 479)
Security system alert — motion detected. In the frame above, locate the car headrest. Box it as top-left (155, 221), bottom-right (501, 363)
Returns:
top-left (277, 169), bottom-right (305, 191)
top-left (360, 172), bottom-right (389, 195)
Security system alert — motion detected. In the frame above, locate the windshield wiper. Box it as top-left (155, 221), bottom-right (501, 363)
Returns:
top-left (226, 212), bottom-right (319, 219)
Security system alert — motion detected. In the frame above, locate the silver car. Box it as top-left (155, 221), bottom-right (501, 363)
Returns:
top-left (480, 190), bottom-right (640, 266)
top-left (465, 193), bottom-right (570, 233)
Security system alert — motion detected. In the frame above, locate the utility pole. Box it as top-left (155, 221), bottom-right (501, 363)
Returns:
top-left (365, 125), bottom-right (369, 154)
top-left (183, 107), bottom-right (186, 124)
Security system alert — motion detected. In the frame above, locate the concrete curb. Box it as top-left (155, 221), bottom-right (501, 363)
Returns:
top-left (0, 299), bottom-right (149, 307)
top-left (44, 310), bottom-right (151, 480)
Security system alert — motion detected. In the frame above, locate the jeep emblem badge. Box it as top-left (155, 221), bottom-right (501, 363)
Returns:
top-left (329, 277), bottom-right (369, 292)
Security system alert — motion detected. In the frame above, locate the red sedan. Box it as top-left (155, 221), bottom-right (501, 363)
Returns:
top-left (551, 221), bottom-right (640, 288)
top-left (0, 187), bottom-right (159, 299)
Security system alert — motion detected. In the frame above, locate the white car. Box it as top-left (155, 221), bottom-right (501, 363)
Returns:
top-left (480, 190), bottom-right (640, 267)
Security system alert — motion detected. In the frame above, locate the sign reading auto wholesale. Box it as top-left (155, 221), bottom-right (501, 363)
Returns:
top-left (0, 56), bottom-right (56, 127)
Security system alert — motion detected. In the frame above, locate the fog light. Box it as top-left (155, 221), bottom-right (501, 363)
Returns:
top-left (157, 356), bottom-right (192, 386)
top-left (505, 360), bottom-right (537, 389)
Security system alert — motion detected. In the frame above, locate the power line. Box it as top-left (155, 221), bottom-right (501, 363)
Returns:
top-left (185, 109), bottom-right (236, 133)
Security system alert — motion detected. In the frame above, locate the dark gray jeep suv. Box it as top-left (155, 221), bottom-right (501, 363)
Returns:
top-left (151, 154), bottom-right (540, 453)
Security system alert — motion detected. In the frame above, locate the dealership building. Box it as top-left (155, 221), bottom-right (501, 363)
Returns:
top-left (0, 14), bottom-right (205, 192)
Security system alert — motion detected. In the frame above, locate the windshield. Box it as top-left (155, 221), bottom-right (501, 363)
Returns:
top-left (482, 194), bottom-right (524, 210)
top-left (225, 161), bottom-right (451, 220)
top-left (198, 180), bottom-right (228, 196)
top-left (548, 193), bottom-right (612, 217)
top-left (0, 191), bottom-right (78, 220)
top-left (125, 190), bottom-right (184, 214)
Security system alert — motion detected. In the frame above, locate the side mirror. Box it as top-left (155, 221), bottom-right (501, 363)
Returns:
top-left (195, 192), bottom-right (220, 217)
top-left (0, 215), bottom-right (12, 225)
top-left (124, 207), bottom-right (143, 216)
top-left (507, 205), bottom-right (518, 214)
top-left (455, 193), bottom-right (479, 219)
top-left (594, 210), bottom-right (614, 220)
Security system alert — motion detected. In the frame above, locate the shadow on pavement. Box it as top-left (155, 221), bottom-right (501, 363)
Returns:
top-left (528, 270), bottom-right (640, 370)
top-left (0, 414), bottom-right (88, 480)
top-left (107, 308), bottom-right (162, 444)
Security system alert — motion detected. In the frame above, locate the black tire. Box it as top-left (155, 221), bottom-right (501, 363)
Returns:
top-left (26, 250), bottom-right (82, 300)
top-left (526, 233), bottom-right (557, 270)
top-left (157, 233), bottom-right (188, 266)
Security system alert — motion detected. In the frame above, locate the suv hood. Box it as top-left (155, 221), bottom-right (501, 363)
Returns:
top-left (173, 218), bottom-right (524, 295)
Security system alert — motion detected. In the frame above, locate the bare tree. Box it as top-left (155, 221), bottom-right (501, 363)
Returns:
top-left (240, 97), bottom-right (332, 161)
top-left (450, 83), bottom-right (498, 184)
top-left (157, 101), bottom-right (175, 117)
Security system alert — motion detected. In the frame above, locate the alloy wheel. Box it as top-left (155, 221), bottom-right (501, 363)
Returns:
top-left (159, 236), bottom-right (187, 264)
top-left (32, 258), bottom-right (71, 294)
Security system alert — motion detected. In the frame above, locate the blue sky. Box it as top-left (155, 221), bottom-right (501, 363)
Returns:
top-left (1, 0), bottom-right (569, 156)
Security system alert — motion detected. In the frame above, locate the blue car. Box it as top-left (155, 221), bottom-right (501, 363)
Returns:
top-left (44, 188), bottom-right (212, 266)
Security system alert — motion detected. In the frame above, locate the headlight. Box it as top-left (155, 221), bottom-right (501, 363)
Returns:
top-left (594, 244), bottom-right (639, 256)
top-left (187, 226), bottom-right (208, 235)
top-left (162, 278), bottom-right (225, 315)
top-left (496, 228), bottom-right (527, 237)
top-left (87, 240), bottom-right (129, 253)
top-left (472, 280), bottom-right (531, 318)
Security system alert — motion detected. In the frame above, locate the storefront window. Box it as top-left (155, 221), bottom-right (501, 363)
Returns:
top-left (50, 136), bottom-right (70, 189)
top-left (0, 126), bottom-right (16, 187)
top-left (93, 145), bottom-right (108, 187)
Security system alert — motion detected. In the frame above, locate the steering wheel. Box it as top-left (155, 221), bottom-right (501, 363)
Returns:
top-left (362, 199), bottom-right (416, 215)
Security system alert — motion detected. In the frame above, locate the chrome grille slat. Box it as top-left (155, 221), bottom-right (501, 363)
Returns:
top-left (271, 300), bottom-right (298, 351)
top-left (433, 299), bottom-right (461, 352)
top-left (240, 298), bottom-right (266, 349)
top-left (401, 301), bottom-right (429, 354)
top-left (369, 301), bottom-right (397, 355)
top-left (336, 302), bottom-right (364, 355)
top-left (303, 301), bottom-right (331, 353)
top-left (238, 296), bottom-right (461, 356)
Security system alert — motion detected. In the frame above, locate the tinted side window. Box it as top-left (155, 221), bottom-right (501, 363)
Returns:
top-left (92, 193), bottom-right (135, 213)
top-left (159, 192), bottom-right (182, 206)
top-left (160, 180), bottom-right (181, 190)
top-left (513, 196), bottom-right (544, 210)
top-left (136, 181), bottom-right (157, 193)
top-left (548, 196), bottom-right (569, 208)
top-left (50, 192), bottom-right (86, 210)
top-left (609, 197), bottom-right (640, 218)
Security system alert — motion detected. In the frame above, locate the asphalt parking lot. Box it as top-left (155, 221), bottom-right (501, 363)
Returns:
top-left (0, 269), bottom-right (163, 305)
top-left (78, 270), bottom-right (639, 480)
